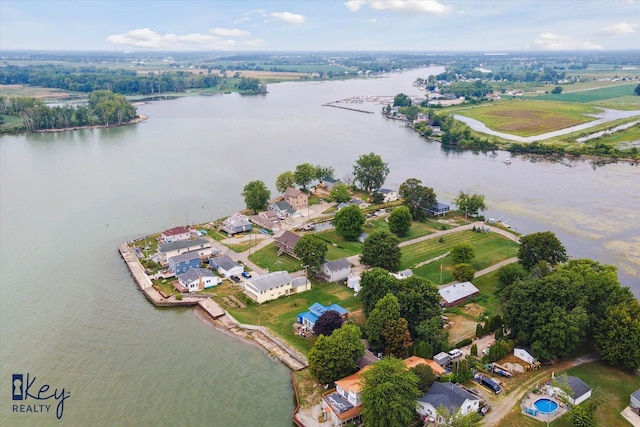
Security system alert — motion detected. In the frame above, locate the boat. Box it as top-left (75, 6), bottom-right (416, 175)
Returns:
top-left (503, 159), bottom-right (512, 165)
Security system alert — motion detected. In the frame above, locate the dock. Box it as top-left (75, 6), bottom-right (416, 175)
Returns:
top-left (198, 298), bottom-right (226, 319)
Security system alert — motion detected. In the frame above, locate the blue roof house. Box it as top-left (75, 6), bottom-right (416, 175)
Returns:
top-left (297, 302), bottom-right (349, 330)
top-left (168, 251), bottom-right (201, 275)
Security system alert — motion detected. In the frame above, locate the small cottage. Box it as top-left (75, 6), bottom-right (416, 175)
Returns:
top-left (514, 347), bottom-right (537, 364)
top-left (377, 188), bottom-right (398, 203)
top-left (320, 258), bottom-right (351, 283)
top-left (161, 226), bottom-right (191, 243)
top-left (546, 376), bottom-right (592, 406)
top-left (177, 268), bottom-right (221, 292)
top-left (209, 254), bottom-right (244, 278)
top-left (297, 302), bottom-right (349, 330)
top-left (417, 382), bottom-right (480, 423)
top-left (221, 214), bottom-right (252, 236)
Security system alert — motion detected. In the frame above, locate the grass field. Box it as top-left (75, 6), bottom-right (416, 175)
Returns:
top-left (248, 242), bottom-right (303, 272)
top-left (587, 122), bottom-right (640, 148)
top-left (452, 100), bottom-right (600, 136)
top-left (400, 230), bottom-right (519, 284)
top-left (531, 83), bottom-right (639, 103)
top-left (216, 281), bottom-right (362, 354)
top-left (468, 270), bottom-right (504, 315)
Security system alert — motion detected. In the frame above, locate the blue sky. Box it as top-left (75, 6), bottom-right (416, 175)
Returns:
top-left (1, 0), bottom-right (638, 51)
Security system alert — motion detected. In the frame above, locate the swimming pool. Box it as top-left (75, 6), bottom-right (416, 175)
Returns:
top-left (533, 398), bottom-right (559, 414)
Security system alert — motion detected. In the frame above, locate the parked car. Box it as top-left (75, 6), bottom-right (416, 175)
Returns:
top-left (230, 275), bottom-right (241, 283)
top-left (479, 404), bottom-right (491, 416)
top-left (241, 271), bottom-right (252, 278)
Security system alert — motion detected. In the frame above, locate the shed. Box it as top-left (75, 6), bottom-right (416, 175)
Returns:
top-left (438, 281), bottom-right (480, 307)
top-left (514, 346), bottom-right (537, 364)
top-left (434, 352), bottom-right (451, 367)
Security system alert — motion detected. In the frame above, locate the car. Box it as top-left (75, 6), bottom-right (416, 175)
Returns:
top-left (479, 404), bottom-right (491, 416)
top-left (241, 271), bottom-right (252, 278)
top-left (230, 275), bottom-right (241, 283)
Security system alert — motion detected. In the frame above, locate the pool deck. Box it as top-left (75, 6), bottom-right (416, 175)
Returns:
top-left (521, 392), bottom-right (568, 423)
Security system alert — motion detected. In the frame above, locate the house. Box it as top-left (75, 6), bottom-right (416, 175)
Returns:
top-left (323, 357), bottom-right (440, 427)
top-left (377, 188), bottom-right (398, 203)
top-left (350, 198), bottom-right (369, 209)
top-left (438, 281), bottom-right (480, 307)
top-left (158, 238), bottom-right (212, 265)
top-left (221, 213), bottom-right (252, 236)
top-left (274, 230), bottom-right (301, 258)
top-left (168, 250), bottom-right (201, 275)
top-left (336, 202), bottom-right (351, 211)
top-left (269, 200), bottom-right (299, 219)
top-left (514, 346), bottom-right (537, 364)
top-left (283, 187), bottom-right (309, 211)
top-left (416, 382), bottom-right (481, 423)
top-left (421, 202), bottom-right (450, 217)
top-left (318, 177), bottom-right (342, 192)
top-left (297, 302), bottom-right (349, 330)
top-left (433, 352), bottom-right (451, 367)
top-left (249, 211), bottom-right (281, 232)
top-left (161, 226), bottom-right (191, 243)
top-left (631, 388), bottom-right (640, 412)
top-left (320, 258), bottom-right (351, 283)
top-left (391, 269), bottom-right (413, 280)
top-left (546, 376), bottom-right (592, 406)
top-left (208, 254), bottom-right (244, 278)
top-left (177, 268), bottom-right (221, 292)
top-left (403, 356), bottom-right (446, 376)
top-left (244, 271), bottom-right (311, 304)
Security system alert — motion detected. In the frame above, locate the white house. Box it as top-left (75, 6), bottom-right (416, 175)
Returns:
top-left (320, 258), bottom-right (351, 283)
top-left (244, 271), bottom-right (311, 304)
top-left (161, 226), bottom-right (191, 243)
top-left (630, 388), bottom-right (640, 411)
top-left (546, 376), bottom-right (592, 406)
top-left (158, 238), bottom-right (212, 265)
top-left (177, 268), bottom-right (221, 292)
top-left (391, 269), bottom-right (413, 280)
top-left (221, 213), bottom-right (252, 235)
top-left (514, 347), bottom-right (537, 364)
top-left (378, 188), bottom-right (398, 203)
top-left (209, 255), bottom-right (244, 278)
top-left (416, 382), bottom-right (480, 423)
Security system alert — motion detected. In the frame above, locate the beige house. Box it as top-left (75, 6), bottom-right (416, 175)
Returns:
top-left (244, 271), bottom-right (311, 304)
top-left (283, 187), bottom-right (309, 211)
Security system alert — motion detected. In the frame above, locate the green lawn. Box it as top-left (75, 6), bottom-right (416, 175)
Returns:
top-left (402, 230), bottom-right (519, 285)
top-left (219, 281), bottom-right (362, 354)
top-left (468, 269), bottom-right (504, 316)
top-left (531, 83), bottom-right (639, 103)
top-left (248, 242), bottom-right (303, 272)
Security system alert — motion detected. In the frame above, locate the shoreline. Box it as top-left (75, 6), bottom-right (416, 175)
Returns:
top-left (31, 114), bottom-right (148, 134)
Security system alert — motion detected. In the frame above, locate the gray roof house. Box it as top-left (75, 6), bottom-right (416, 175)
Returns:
top-left (158, 238), bottom-right (212, 264)
top-left (546, 376), bottom-right (592, 406)
top-left (208, 254), bottom-right (244, 278)
top-left (439, 281), bottom-right (480, 307)
top-left (416, 382), bottom-right (480, 422)
top-left (269, 200), bottom-right (300, 218)
top-left (320, 258), bottom-right (351, 283)
top-left (244, 271), bottom-right (311, 304)
top-left (177, 268), bottom-right (221, 292)
top-left (221, 213), bottom-right (252, 235)
top-left (378, 188), bottom-right (398, 203)
top-left (274, 230), bottom-right (301, 258)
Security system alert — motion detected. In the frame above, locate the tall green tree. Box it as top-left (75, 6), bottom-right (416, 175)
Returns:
top-left (381, 317), bottom-right (413, 358)
top-left (454, 191), bottom-right (487, 218)
top-left (451, 243), bottom-right (475, 264)
top-left (388, 206), bottom-right (412, 237)
top-left (275, 171), bottom-right (295, 193)
top-left (398, 178), bottom-right (437, 220)
top-left (411, 363), bottom-right (436, 393)
top-left (361, 357), bottom-right (421, 427)
top-left (329, 183), bottom-right (351, 203)
top-left (518, 231), bottom-right (567, 270)
top-left (393, 93), bottom-right (412, 107)
top-left (353, 152), bottom-right (390, 193)
top-left (366, 294), bottom-right (401, 352)
top-left (360, 231), bottom-right (401, 272)
top-left (334, 204), bottom-right (365, 240)
top-left (314, 164), bottom-right (335, 181)
top-left (308, 323), bottom-right (365, 384)
top-left (293, 163), bottom-right (316, 191)
top-left (414, 317), bottom-right (449, 359)
top-left (497, 263), bottom-right (526, 289)
top-left (595, 299), bottom-right (640, 371)
top-left (567, 401), bottom-right (598, 427)
top-left (452, 263), bottom-right (475, 282)
top-left (396, 276), bottom-right (441, 335)
top-left (358, 268), bottom-right (399, 316)
top-left (294, 234), bottom-right (328, 275)
top-left (241, 180), bottom-right (270, 214)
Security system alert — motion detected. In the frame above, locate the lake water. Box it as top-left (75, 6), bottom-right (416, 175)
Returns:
top-left (1, 67), bottom-right (639, 425)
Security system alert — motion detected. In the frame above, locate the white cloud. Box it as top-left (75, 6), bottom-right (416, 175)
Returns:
top-left (600, 22), bottom-right (637, 35)
top-left (345, 0), bottom-right (450, 14)
top-left (270, 11), bottom-right (306, 24)
top-left (532, 32), bottom-right (603, 50)
top-left (242, 38), bottom-right (266, 47)
top-left (233, 17), bottom-right (250, 25)
top-left (210, 27), bottom-right (250, 37)
top-left (107, 28), bottom-right (252, 50)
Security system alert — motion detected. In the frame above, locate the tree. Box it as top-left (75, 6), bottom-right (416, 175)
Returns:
top-left (293, 163), bottom-right (316, 191)
top-left (518, 231), bottom-right (568, 270)
top-left (393, 93), bottom-right (412, 107)
top-left (358, 268), bottom-right (399, 316)
top-left (313, 310), bottom-right (344, 336)
top-left (551, 86), bottom-right (563, 94)
top-left (567, 401), bottom-right (598, 427)
top-left (241, 180), bottom-right (270, 214)
top-left (275, 171), bottom-right (295, 193)
top-left (470, 343), bottom-right (478, 357)
top-left (388, 206), bottom-right (412, 237)
top-left (353, 152), bottom-right (390, 193)
top-left (308, 323), bottom-right (365, 384)
top-left (398, 178), bottom-right (437, 220)
top-left (451, 243), bottom-right (475, 264)
top-left (497, 263), bottom-right (526, 288)
top-left (366, 294), bottom-right (401, 352)
top-left (411, 363), bottom-right (436, 393)
top-left (381, 317), bottom-right (413, 358)
top-left (334, 204), bottom-right (365, 240)
top-left (635, 83), bottom-right (640, 96)
top-left (452, 263), bottom-right (475, 282)
top-left (414, 317), bottom-right (449, 359)
top-left (454, 191), bottom-right (487, 218)
top-left (396, 276), bottom-right (441, 335)
top-left (360, 231), bottom-right (401, 272)
top-left (294, 234), bottom-right (328, 275)
top-left (436, 407), bottom-right (483, 427)
top-left (314, 164), bottom-right (335, 181)
top-left (329, 183), bottom-right (351, 203)
top-left (594, 299), bottom-right (640, 371)
top-left (360, 357), bottom-right (421, 427)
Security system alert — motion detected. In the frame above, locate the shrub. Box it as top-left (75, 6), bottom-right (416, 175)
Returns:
top-left (176, 293), bottom-right (183, 301)
top-left (455, 338), bottom-right (472, 348)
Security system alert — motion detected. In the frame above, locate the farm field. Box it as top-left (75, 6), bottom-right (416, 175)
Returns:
top-left (0, 84), bottom-right (74, 99)
top-left (451, 100), bottom-right (600, 136)
top-left (530, 82), bottom-right (639, 104)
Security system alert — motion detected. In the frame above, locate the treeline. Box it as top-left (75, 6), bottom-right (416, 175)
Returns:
top-left (0, 90), bottom-right (137, 131)
top-left (437, 64), bottom-right (566, 84)
top-left (0, 65), bottom-right (220, 95)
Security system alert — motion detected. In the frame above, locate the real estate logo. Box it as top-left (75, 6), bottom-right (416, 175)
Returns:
top-left (10, 373), bottom-right (71, 420)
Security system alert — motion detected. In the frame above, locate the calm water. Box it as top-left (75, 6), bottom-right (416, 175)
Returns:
top-left (1, 67), bottom-right (639, 425)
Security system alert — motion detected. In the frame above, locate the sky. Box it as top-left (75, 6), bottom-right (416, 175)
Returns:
top-left (0, 0), bottom-right (638, 52)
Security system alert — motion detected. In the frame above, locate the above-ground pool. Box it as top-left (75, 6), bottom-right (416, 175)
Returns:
top-left (533, 398), bottom-right (559, 414)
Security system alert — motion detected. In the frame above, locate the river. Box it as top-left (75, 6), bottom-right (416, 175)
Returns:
top-left (1, 67), bottom-right (639, 426)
